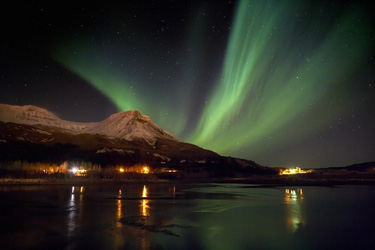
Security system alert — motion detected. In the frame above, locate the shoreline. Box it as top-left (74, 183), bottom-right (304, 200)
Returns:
top-left (1, 176), bottom-right (375, 186)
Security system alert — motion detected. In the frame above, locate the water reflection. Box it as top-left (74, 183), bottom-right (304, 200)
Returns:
top-left (141, 238), bottom-right (151, 250)
top-left (171, 185), bottom-right (176, 198)
top-left (67, 187), bottom-right (76, 236)
top-left (117, 189), bottom-right (123, 228)
top-left (141, 185), bottom-right (150, 217)
top-left (67, 186), bottom-right (84, 237)
top-left (284, 188), bottom-right (305, 233)
top-left (1, 184), bottom-right (373, 249)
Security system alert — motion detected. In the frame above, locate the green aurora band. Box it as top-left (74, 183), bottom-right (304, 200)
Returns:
top-left (54, 0), bottom-right (372, 163)
top-left (54, 39), bottom-right (190, 136)
top-left (189, 0), bottom-right (371, 156)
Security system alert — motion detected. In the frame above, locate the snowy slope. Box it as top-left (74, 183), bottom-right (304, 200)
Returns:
top-left (0, 104), bottom-right (179, 145)
top-left (85, 110), bottom-right (178, 144)
top-left (0, 104), bottom-right (91, 132)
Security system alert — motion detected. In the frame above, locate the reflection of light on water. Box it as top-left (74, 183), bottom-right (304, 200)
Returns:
top-left (67, 186), bottom-right (84, 237)
top-left (139, 186), bottom-right (151, 249)
top-left (68, 189), bottom-right (75, 236)
top-left (142, 185), bottom-right (147, 198)
top-left (285, 188), bottom-right (305, 233)
top-left (117, 199), bottom-right (122, 219)
top-left (171, 185), bottom-right (176, 198)
top-left (141, 238), bottom-right (151, 250)
top-left (141, 185), bottom-right (150, 217)
top-left (116, 189), bottom-right (123, 228)
top-left (141, 200), bottom-right (150, 217)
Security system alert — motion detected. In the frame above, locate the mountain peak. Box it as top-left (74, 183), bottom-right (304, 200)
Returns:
top-left (0, 103), bottom-right (178, 145)
top-left (108, 110), bottom-right (149, 121)
top-left (0, 103), bottom-right (60, 125)
top-left (86, 109), bottom-right (178, 144)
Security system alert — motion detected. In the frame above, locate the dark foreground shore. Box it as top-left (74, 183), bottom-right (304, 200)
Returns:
top-left (1, 174), bottom-right (375, 186)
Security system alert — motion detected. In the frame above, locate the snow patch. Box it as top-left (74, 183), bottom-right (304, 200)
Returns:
top-left (153, 153), bottom-right (171, 162)
top-left (96, 148), bottom-right (135, 154)
top-left (40, 138), bottom-right (54, 143)
top-left (32, 128), bottom-right (52, 135)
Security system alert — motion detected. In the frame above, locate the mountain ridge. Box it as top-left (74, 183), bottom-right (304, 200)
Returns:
top-left (0, 103), bottom-right (178, 145)
top-left (0, 103), bottom-right (275, 175)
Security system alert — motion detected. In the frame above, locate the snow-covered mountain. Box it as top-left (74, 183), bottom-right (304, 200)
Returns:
top-left (0, 103), bottom-right (178, 145)
top-left (0, 104), bottom-right (91, 132)
top-left (0, 103), bottom-right (272, 175)
top-left (85, 110), bottom-right (178, 144)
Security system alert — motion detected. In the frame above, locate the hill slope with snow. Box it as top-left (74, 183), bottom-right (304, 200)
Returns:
top-left (0, 103), bottom-right (274, 175)
top-left (0, 103), bottom-right (178, 145)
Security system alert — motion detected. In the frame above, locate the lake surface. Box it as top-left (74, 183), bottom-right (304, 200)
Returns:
top-left (0, 183), bottom-right (374, 249)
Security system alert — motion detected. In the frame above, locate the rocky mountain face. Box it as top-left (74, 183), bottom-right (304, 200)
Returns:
top-left (84, 110), bottom-right (178, 145)
top-left (0, 103), bottom-right (273, 175)
top-left (0, 104), bottom-right (178, 145)
top-left (0, 104), bottom-right (87, 131)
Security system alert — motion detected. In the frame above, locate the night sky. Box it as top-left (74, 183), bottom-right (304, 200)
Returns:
top-left (1, 0), bottom-right (374, 168)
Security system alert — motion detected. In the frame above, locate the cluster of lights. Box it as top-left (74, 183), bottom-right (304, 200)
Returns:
top-left (69, 167), bottom-right (87, 176)
top-left (42, 168), bottom-right (55, 174)
top-left (280, 167), bottom-right (311, 175)
top-left (141, 166), bottom-right (150, 174)
top-left (118, 166), bottom-right (150, 174)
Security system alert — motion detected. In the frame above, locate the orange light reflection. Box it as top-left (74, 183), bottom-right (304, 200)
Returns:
top-left (141, 185), bottom-right (150, 217)
top-left (284, 188), bottom-right (305, 233)
top-left (116, 189), bottom-right (123, 228)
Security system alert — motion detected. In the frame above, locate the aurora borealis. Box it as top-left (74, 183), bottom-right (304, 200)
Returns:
top-left (1, 1), bottom-right (374, 168)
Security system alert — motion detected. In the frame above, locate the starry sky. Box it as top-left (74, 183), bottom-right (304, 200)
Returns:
top-left (0, 0), bottom-right (374, 168)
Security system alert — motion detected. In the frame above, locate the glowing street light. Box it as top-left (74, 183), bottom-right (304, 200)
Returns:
top-left (141, 166), bottom-right (150, 174)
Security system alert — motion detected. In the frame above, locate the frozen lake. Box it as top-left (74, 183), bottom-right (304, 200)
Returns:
top-left (0, 183), bottom-right (374, 249)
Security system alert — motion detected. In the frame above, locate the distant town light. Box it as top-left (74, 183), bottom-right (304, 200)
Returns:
top-left (141, 166), bottom-right (150, 174)
top-left (280, 167), bottom-right (312, 175)
top-left (69, 167), bottom-right (87, 176)
top-left (119, 168), bottom-right (125, 173)
top-left (76, 169), bottom-right (87, 176)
